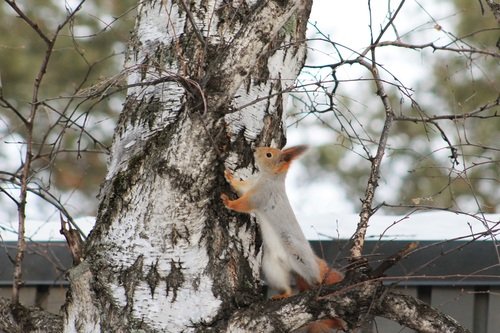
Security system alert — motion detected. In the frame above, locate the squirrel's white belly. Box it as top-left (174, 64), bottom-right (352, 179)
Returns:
top-left (252, 180), bottom-right (320, 291)
top-left (257, 213), bottom-right (293, 293)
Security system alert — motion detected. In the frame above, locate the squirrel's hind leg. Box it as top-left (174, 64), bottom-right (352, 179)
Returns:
top-left (270, 290), bottom-right (293, 300)
top-left (262, 251), bottom-right (293, 299)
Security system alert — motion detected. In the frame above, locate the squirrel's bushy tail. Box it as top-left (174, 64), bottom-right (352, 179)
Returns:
top-left (295, 258), bottom-right (346, 333)
top-left (296, 258), bottom-right (344, 291)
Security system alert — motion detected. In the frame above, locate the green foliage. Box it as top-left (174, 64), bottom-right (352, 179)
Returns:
top-left (0, 1), bottom-right (136, 215)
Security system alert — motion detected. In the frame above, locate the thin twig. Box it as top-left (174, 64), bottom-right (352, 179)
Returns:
top-left (394, 96), bottom-right (500, 121)
top-left (377, 40), bottom-right (500, 58)
top-left (4, 0), bottom-right (51, 44)
top-left (178, 0), bottom-right (206, 46)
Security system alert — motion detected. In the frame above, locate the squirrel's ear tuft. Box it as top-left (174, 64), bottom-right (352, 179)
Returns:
top-left (281, 145), bottom-right (308, 162)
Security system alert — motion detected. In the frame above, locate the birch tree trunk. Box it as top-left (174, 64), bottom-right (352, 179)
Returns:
top-left (63, 0), bottom-right (312, 331)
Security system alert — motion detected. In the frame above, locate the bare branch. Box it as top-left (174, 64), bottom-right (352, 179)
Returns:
top-left (60, 215), bottom-right (84, 265)
top-left (350, 57), bottom-right (396, 260)
top-left (372, 0), bottom-right (407, 46)
top-left (377, 40), bottom-right (500, 58)
top-left (371, 242), bottom-right (419, 278)
top-left (396, 96), bottom-right (500, 122)
top-left (177, 0), bottom-right (206, 46)
top-left (375, 292), bottom-right (470, 333)
top-left (9, 1), bottom-right (86, 303)
top-left (0, 97), bottom-right (29, 126)
top-left (3, 0), bottom-right (51, 44)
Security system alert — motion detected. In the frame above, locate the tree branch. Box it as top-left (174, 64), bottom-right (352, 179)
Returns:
top-left (377, 40), bottom-right (500, 58)
top-left (376, 292), bottom-right (470, 333)
top-left (0, 297), bottom-right (62, 333)
top-left (394, 96), bottom-right (500, 122)
top-left (350, 57), bottom-right (395, 260)
top-left (177, 0), bottom-right (206, 46)
top-left (371, 242), bottom-right (419, 278)
top-left (4, 0), bottom-right (51, 44)
top-left (224, 281), bottom-right (470, 333)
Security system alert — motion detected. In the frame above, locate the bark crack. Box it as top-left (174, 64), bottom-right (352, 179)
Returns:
top-left (166, 258), bottom-right (186, 302)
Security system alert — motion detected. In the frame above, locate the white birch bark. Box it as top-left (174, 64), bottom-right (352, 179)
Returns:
top-left (63, 0), bottom-right (313, 331)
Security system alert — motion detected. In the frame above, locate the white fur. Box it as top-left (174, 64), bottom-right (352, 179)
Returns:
top-left (246, 173), bottom-right (320, 293)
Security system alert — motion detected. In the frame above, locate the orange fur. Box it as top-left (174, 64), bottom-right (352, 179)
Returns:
top-left (296, 258), bottom-right (344, 292)
top-left (295, 258), bottom-right (345, 333)
top-left (224, 169), bottom-right (249, 193)
top-left (254, 145), bottom-right (308, 175)
top-left (221, 193), bottom-right (255, 213)
top-left (306, 318), bottom-right (347, 333)
top-left (270, 290), bottom-right (293, 300)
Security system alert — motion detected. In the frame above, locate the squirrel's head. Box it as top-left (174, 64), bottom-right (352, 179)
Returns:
top-left (254, 145), bottom-right (308, 175)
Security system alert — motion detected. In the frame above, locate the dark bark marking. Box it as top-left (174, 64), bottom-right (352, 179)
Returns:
top-left (166, 258), bottom-right (185, 302)
top-left (202, 213), bottom-right (263, 307)
top-left (140, 54), bottom-right (149, 81)
top-left (87, 153), bottom-right (144, 253)
top-left (146, 259), bottom-right (161, 298)
top-left (169, 224), bottom-right (191, 247)
top-left (119, 255), bottom-right (145, 312)
top-left (156, 163), bottom-right (199, 199)
top-left (140, 95), bottom-right (162, 130)
top-left (153, 42), bottom-right (177, 68)
top-left (257, 113), bottom-right (286, 148)
top-left (119, 97), bottom-right (140, 134)
top-left (273, 0), bottom-right (290, 9)
top-left (192, 274), bottom-right (201, 291)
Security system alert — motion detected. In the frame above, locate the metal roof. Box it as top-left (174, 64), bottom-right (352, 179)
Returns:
top-left (0, 242), bottom-right (70, 286)
top-left (312, 239), bottom-right (500, 286)
top-left (1, 240), bottom-right (499, 286)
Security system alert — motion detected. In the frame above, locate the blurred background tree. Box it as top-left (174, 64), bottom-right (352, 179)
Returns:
top-left (0, 1), bottom-right (136, 217)
top-left (294, 0), bottom-right (499, 213)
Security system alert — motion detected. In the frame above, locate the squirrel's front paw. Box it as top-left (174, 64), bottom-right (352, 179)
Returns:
top-left (223, 169), bottom-right (233, 183)
top-left (221, 193), bottom-right (230, 208)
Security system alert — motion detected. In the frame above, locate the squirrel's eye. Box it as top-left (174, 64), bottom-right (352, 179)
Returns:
top-left (266, 152), bottom-right (272, 158)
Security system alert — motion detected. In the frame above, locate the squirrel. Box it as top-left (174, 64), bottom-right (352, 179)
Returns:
top-left (221, 145), bottom-right (345, 332)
